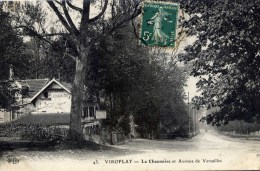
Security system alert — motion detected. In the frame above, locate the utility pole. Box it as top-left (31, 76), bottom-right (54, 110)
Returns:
top-left (193, 107), bottom-right (195, 134)
top-left (188, 92), bottom-right (190, 134)
top-left (195, 109), bottom-right (197, 134)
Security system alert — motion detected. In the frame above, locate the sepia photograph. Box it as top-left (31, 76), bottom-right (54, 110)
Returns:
top-left (0, 0), bottom-right (259, 170)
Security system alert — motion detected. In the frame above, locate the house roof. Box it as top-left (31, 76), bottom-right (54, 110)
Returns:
top-left (30, 78), bottom-right (71, 102)
top-left (17, 79), bottom-right (50, 98)
top-left (6, 113), bottom-right (70, 126)
top-left (60, 82), bottom-right (72, 92)
top-left (14, 78), bottom-right (72, 102)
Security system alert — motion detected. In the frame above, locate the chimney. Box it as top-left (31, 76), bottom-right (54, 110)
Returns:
top-left (9, 64), bottom-right (14, 81)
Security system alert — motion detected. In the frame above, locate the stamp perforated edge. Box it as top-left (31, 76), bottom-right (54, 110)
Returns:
top-left (138, 0), bottom-right (180, 49)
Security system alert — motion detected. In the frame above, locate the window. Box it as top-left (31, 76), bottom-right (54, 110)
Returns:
top-left (82, 107), bottom-right (88, 118)
top-left (43, 91), bottom-right (48, 98)
top-left (0, 118), bottom-right (3, 121)
top-left (82, 106), bottom-right (96, 118)
top-left (89, 106), bottom-right (95, 117)
top-left (21, 86), bottom-right (29, 96)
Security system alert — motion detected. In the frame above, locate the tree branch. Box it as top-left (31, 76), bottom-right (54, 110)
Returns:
top-left (89, 0), bottom-right (108, 23)
top-left (15, 25), bottom-right (68, 37)
top-left (66, 1), bottom-right (82, 13)
top-left (15, 25), bottom-right (54, 47)
top-left (42, 33), bottom-right (69, 37)
top-left (122, 0), bottom-right (128, 13)
top-left (64, 53), bottom-right (77, 61)
top-left (80, 0), bottom-right (91, 32)
top-left (113, 4), bottom-right (141, 32)
top-left (62, 39), bottom-right (77, 61)
top-left (46, 1), bottom-right (73, 34)
top-left (53, 0), bottom-right (62, 6)
top-left (61, 1), bottom-right (80, 35)
top-left (90, 2), bottom-right (142, 46)
top-left (46, 40), bottom-right (78, 62)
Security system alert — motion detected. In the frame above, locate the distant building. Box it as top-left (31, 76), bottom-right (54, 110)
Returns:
top-left (4, 78), bottom-right (72, 120)
top-left (0, 109), bottom-right (10, 123)
top-left (0, 77), bottom-right (107, 143)
top-left (0, 78), bottom-right (106, 125)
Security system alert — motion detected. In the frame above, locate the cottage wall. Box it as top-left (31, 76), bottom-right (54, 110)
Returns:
top-left (34, 83), bottom-right (71, 113)
top-left (16, 103), bottom-right (36, 116)
top-left (0, 109), bottom-right (10, 123)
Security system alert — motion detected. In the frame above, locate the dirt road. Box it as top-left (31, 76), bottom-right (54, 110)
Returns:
top-left (1, 130), bottom-right (260, 170)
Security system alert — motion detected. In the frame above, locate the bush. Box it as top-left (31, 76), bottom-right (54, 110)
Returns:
top-left (119, 116), bottom-right (131, 135)
top-left (0, 124), bottom-right (68, 141)
top-left (217, 120), bottom-right (260, 134)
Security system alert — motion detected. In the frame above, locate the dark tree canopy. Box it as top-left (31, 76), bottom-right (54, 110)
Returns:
top-left (179, 0), bottom-right (260, 125)
top-left (84, 25), bottom-right (189, 136)
top-left (0, 5), bottom-right (31, 108)
top-left (0, 7), bottom-right (30, 80)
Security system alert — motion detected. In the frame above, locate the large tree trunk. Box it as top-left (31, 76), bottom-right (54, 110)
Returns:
top-left (69, 44), bottom-right (90, 141)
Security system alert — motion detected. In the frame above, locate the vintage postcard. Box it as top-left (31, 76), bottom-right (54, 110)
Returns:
top-left (0, 0), bottom-right (260, 171)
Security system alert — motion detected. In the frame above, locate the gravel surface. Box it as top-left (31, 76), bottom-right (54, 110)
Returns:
top-left (0, 130), bottom-right (260, 170)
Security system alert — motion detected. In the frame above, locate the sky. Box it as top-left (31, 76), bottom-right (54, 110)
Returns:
top-left (186, 76), bottom-right (200, 100)
top-left (175, 34), bottom-right (200, 100)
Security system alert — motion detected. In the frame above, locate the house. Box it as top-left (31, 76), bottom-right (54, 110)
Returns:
top-left (25, 78), bottom-right (71, 114)
top-left (0, 64), bottom-right (109, 143)
top-left (5, 78), bottom-right (72, 119)
top-left (0, 75), bottom-right (107, 143)
top-left (0, 109), bottom-right (10, 123)
top-left (0, 78), bottom-right (106, 125)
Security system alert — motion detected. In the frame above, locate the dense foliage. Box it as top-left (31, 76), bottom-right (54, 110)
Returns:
top-left (23, 39), bottom-right (76, 82)
top-left (179, 0), bottom-right (260, 125)
top-left (85, 25), bottom-right (189, 137)
top-left (216, 120), bottom-right (260, 134)
top-left (0, 6), bottom-right (31, 108)
top-left (0, 7), bottom-right (31, 80)
top-left (0, 123), bottom-right (68, 141)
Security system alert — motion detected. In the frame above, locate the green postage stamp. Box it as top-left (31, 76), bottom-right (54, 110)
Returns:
top-left (140, 1), bottom-right (179, 47)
